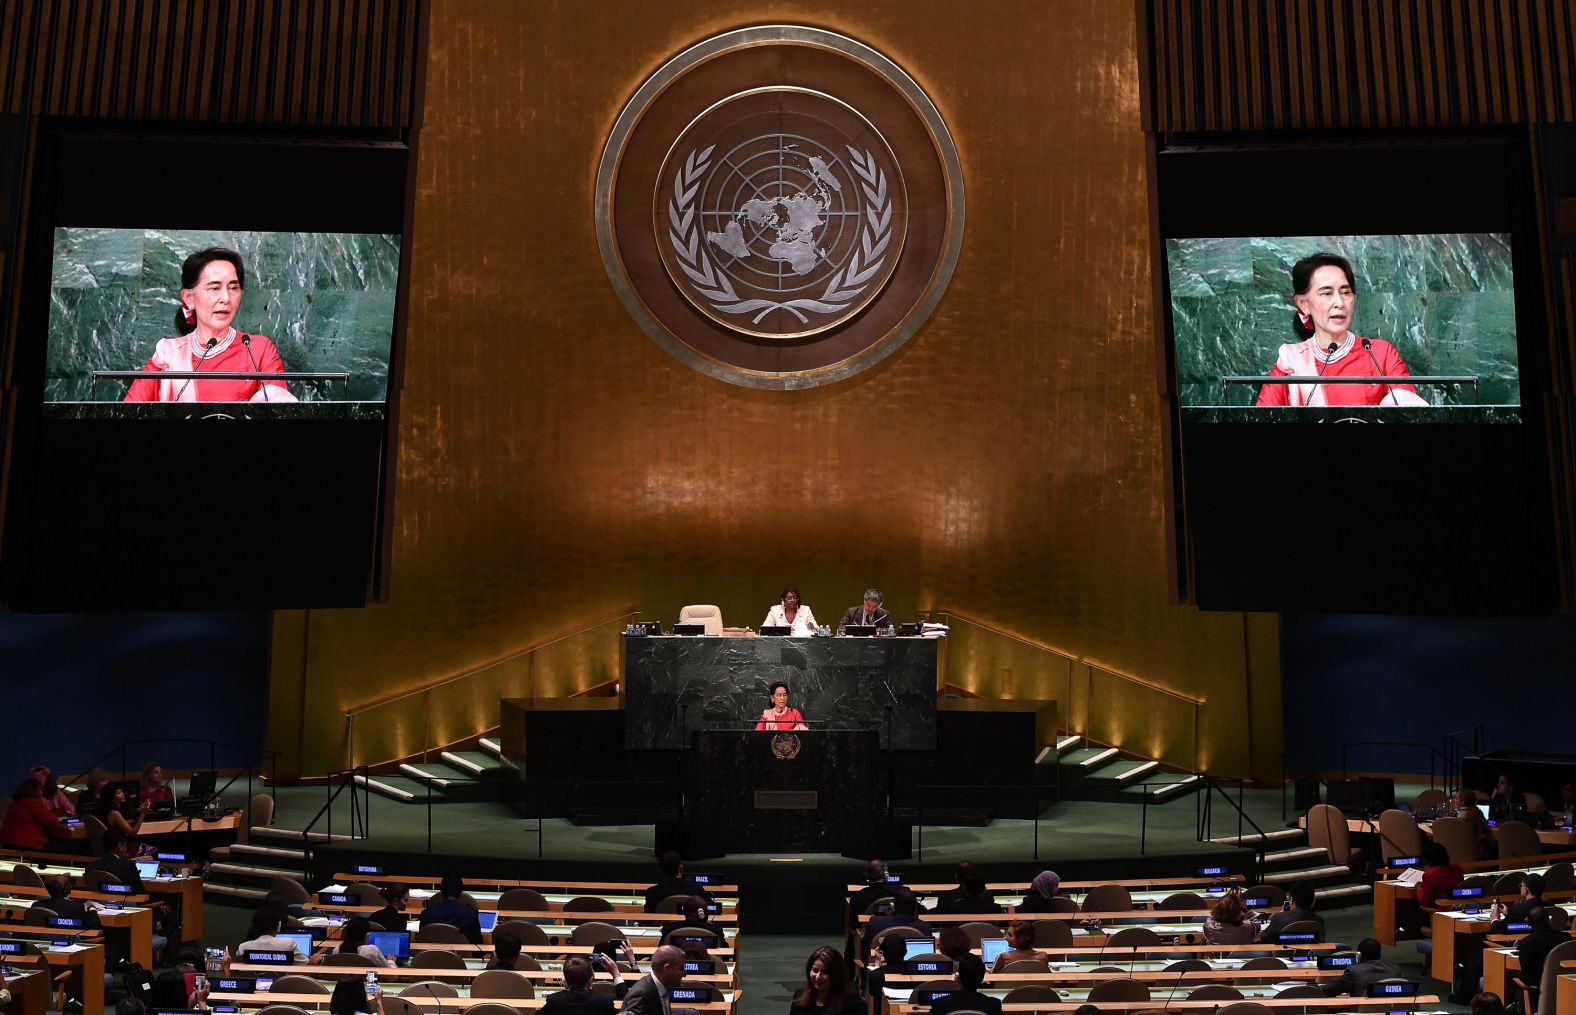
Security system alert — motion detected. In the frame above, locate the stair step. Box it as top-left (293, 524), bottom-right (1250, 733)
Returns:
top-left (209, 861), bottom-right (310, 880)
top-left (398, 764), bottom-right (455, 788)
top-left (1315, 883), bottom-right (1373, 900)
top-left (1060, 747), bottom-right (1109, 767)
top-left (357, 775), bottom-right (418, 802)
top-left (203, 883), bottom-right (269, 901)
top-left (1262, 846), bottom-right (1330, 865)
top-left (1111, 762), bottom-right (1160, 784)
top-left (439, 751), bottom-right (502, 775)
top-left (1077, 747), bottom-right (1122, 770)
top-left (479, 738), bottom-right (503, 757)
top-left (1259, 864), bottom-right (1351, 884)
top-left (252, 826), bottom-right (356, 843)
top-left (227, 843), bottom-right (309, 861)
top-left (1209, 828), bottom-right (1306, 846)
top-left (1055, 735), bottom-right (1083, 756)
top-left (1121, 773), bottom-right (1202, 798)
top-left (1150, 774), bottom-right (1203, 800)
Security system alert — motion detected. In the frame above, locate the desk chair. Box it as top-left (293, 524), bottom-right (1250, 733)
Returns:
top-left (1081, 885), bottom-right (1133, 913)
top-left (1216, 1003), bottom-right (1273, 1015)
top-left (381, 997), bottom-right (425, 1015)
top-left (570, 921), bottom-right (624, 946)
top-left (255, 1006), bottom-right (313, 1015)
top-left (1306, 804), bottom-right (1364, 871)
top-left (270, 975), bottom-right (330, 995)
top-left (405, 980), bottom-right (459, 998)
top-left (1158, 892), bottom-right (1205, 911)
top-left (1429, 817), bottom-right (1478, 867)
top-left (495, 920), bottom-right (550, 946)
top-left (1379, 810), bottom-right (1425, 863)
top-left (1512, 937), bottom-right (1576, 1014)
top-left (470, 969), bottom-right (535, 999)
top-left (1163, 959), bottom-right (1210, 973)
top-left (957, 922), bottom-right (1001, 948)
top-left (415, 923), bottom-right (467, 944)
top-left (1105, 926), bottom-right (1162, 948)
top-left (1087, 977), bottom-right (1150, 1002)
top-left (1002, 985), bottom-right (1060, 1003)
top-left (497, 888), bottom-right (549, 912)
top-left (1496, 822), bottom-right (1543, 861)
top-left (1278, 920), bottom-right (1323, 943)
top-left (1187, 984), bottom-right (1243, 1001)
top-left (677, 605), bottom-right (724, 635)
top-left (1240, 957), bottom-right (1287, 970)
top-left (209, 793), bottom-right (274, 864)
top-left (1032, 920), bottom-right (1073, 949)
top-left (10, 865), bottom-right (42, 889)
top-left (467, 1004), bottom-right (526, 1015)
top-left (999, 958), bottom-right (1050, 973)
top-left (82, 815), bottom-right (107, 857)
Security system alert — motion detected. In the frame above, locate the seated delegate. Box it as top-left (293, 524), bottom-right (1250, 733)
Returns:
top-left (762, 585), bottom-right (818, 635)
top-left (837, 588), bottom-right (891, 631)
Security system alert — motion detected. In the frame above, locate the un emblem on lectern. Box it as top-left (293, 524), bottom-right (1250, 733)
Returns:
top-left (596, 26), bottom-right (964, 389)
top-left (771, 733), bottom-right (802, 760)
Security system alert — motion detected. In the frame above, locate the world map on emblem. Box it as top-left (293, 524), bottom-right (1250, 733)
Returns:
top-left (656, 91), bottom-right (907, 338)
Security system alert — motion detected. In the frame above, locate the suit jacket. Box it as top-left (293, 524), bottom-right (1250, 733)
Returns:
top-left (643, 878), bottom-right (712, 913)
top-left (933, 890), bottom-right (1001, 915)
top-left (620, 974), bottom-right (667, 1015)
top-left (544, 987), bottom-right (618, 1015)
top-left (1491, 896), bottom-right (1549, 932)
top-left (1257, 907), bottom-right (1324, 943)
top-left (930, 990), bottom-right (1004, 1015)
top-left (419, 897), bottom-right (483, 944)
top-left (1321, 958), bottom-right (1401, 996)
top-left (85, 852), bottom-right (144, 892)
top-left (837, 606), bottom-right (891, 630)
top-left (1516, 928), bottom-right (1568, 995)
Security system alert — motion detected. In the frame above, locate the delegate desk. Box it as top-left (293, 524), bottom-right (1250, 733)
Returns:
top-left (210, 990), bottom-right (739, 1014)
top-left (3, 863), bottom-right (204, 944)
top-left (0, 943), bottom-right (105, 1015)
top-left (1373, 854), bottom-right (1576, 945)
top-left (0, 965), bottom-right (47, 1015)
top-left (888, 998), bottom-right (1442, 1014)
top-left (0, 894), bottom-right (154, 968)
top-left (624, 635), bottom-right (939, 750)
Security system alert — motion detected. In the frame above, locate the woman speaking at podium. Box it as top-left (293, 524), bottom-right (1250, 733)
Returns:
top-left (124, 246), bottom-right (297, 403)
top-left (1255, 252), bottom-right (1425, 407)
top-left (756, 682), bottom-right (808, 731)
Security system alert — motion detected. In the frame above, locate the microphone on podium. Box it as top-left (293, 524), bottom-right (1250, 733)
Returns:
top-left (240, 333), bottom-right (272, 402)
top-left (1307, 341), bottom-right (1338, 404)
top-left (1361, 338), bottom-right (1395, 405)
top-left (174, 336), bottom-right (219, 402)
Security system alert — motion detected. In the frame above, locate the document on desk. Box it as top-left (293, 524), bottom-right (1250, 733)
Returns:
top-left (1396, 868), bottom-right (1424, 886)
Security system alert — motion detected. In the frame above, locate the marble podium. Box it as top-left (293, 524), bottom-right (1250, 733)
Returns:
top-left (623, 635), bottom-right (938, 751)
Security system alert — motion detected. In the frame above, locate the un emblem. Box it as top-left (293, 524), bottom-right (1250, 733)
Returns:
top-left (771, 733), bottom-right (802, 760)
top-left (597, 27), bottom-right (963, 389)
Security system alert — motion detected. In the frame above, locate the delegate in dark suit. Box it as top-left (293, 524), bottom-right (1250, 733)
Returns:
top-left (31, 894), bottom-right (101, 928)
top-left (545, 986), bottom-right (626, 1015)
top-left (837, 606), bottom-right (891, 630)
top-left (419, 896), bottom-right (483, 945)
top-left (1321, 958), bottom-right (1402, 996)
top-left (620, 973), bottom-right (668, 1015)
top-left (86, 851), bottom-right (144, 891)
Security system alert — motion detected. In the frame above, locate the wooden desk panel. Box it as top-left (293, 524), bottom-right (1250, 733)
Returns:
top-left (0, 967), bottom-right (47, 1015)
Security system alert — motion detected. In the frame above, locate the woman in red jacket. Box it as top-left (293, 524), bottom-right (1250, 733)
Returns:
top-left (1416, 842), bottom-right (1464, 909)
top-left (0, 778), bottom-right (62, 850)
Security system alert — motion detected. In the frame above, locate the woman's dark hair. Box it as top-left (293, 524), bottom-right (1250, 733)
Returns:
top-left (1006, 919), bottom-right (1035, 949)
top-left (781, 585), bottom-right (801, 602)
top-left (792, 945), bottom-right (851, 1011)
top-left (1211, 893), bottom-right (1245, 926)
top-left (11, 778), bottom-right (41, 802)
top-left (1470, 993), bottom-right (1505, 1015)
top-left (1425, 842), bottom-right (1452, 867)
top-left (174, 247), bottom-right (247, 335)
top-left (249, 891), bottom-right (291, 938)
top-left (330, 978), bottom-right (372, 1015)
top-left (381, 884), bottom-right (409, 905)
top-left (1289, 252), bottom-right (1356, 339)
top-left (340, 916), bottom-right (372, 952)
top-left (771, 682), bottom-right (789, 696)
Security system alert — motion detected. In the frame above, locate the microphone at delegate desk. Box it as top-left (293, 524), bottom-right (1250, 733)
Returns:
top-left (837, 588), bottom-right (892, 633)
top-left (755, 682), bottom-right (809, 731)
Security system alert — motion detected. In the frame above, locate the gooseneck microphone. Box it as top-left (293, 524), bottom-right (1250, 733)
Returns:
top-left (1361, 338), bottom-right (1395, 405)
top-left (175, 337), bottom-right (218, 402)
top-left (416, 979), bottom-right (445, 1015)
top-left (1159, 954), bottom-right (1193, 1011)
top-left (239, 333), bottom-right (273, 402)
top-left (1306, 341), bottom-right (1338, 405)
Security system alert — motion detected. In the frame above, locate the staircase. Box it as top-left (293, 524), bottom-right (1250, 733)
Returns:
top-left (1039, 734), bottom-right (1205, 805)
top-left (355, 737), bottom-right (517, 805)
top-left (205, 825), bottom-right (356, 903)
top-left (1206, 827), bottom-right (1373, 909)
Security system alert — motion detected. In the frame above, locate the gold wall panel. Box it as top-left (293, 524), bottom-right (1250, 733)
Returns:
top-left (269, 0), bottom-right (1283, 780)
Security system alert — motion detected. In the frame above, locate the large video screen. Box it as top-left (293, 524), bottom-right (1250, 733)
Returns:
top-left (1167, 233), bottom-right (1519, 417)
top-left (46, 228), bottom-right (399, 407)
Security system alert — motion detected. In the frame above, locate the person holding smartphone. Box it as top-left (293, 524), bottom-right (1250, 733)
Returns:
top-left (330, 977), bottom-right (385, 1015)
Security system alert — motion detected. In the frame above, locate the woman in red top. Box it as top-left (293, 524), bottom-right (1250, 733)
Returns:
top-left (756, 682), bottom-right (808, 731)
top-left (0, 778), bottom-right (62, 850)
top-left (138, 761), bottom-right (175, 811)
top-left (1416, 842), bottom-right (1464, 908)
top-left (123, 247), bottom-right (295, 404)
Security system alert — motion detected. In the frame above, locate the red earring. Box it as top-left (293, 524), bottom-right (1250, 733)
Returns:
top-left (184, 306), bottom-right (195, 322)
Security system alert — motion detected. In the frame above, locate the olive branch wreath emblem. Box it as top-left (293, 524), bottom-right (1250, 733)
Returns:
top-left (667, 144), bottom-right (893, 326)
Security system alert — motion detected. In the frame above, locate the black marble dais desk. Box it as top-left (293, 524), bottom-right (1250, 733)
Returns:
top-left (623, 635), bottom-right (939, 751)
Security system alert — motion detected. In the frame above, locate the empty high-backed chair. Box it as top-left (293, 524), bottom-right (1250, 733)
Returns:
top-left (1378, 809), bottom-right (1425, 862)
top-left (1496, 821), bottom-right (1542, 861)
top-left (678, 605), bottom-right (723, 634)
top-left (1306, 803), bottom-right (1364, 869)
top-left (1429, 816), bottom-right (1477, 869)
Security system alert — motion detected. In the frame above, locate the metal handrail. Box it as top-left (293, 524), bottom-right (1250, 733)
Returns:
top-left (58, 739), bottom-right (282, 797)
top-left (936, 610), bottom-right (1205, 771)
top-left (343, 607), bottom-right (639, 767)
top-left (299, 767), bottom-right (370, 879)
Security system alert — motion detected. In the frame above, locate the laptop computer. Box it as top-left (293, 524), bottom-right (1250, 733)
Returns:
top-left (366, 931), bottom-right (410, 960)
top-left (843, 625), bottom-right (877, 637)
top-left (276, 932), bottom-right (315, 957)
top-left (904, 937), bottom-right (936, 960)
top-left (759, 625), bottom-right (791, 636)
top-left (673, 623), bottom-right (707, 636)
top-left (478, 910), bottom-right (499, 933)
top-left (135, 860), bottom-right (160, 881)
top-left (979, 938), bottom-right (1009, 964)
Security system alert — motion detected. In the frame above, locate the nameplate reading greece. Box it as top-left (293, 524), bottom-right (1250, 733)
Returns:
top-left (596, 26), bottom-right (964, 389)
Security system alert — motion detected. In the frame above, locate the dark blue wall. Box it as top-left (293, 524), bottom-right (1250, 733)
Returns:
top-left (0, 609), bottom-right (271, 780)
top-left (1281, 613), bottom-right (1576, 778)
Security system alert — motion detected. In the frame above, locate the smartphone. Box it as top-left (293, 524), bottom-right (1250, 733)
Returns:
top-left (195, 975), bottom-right (208, 993)
top-left (364, 972), bottom-right (379, 999)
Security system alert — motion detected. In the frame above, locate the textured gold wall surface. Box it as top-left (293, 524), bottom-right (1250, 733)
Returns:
top-left (269, 0), bottom-right (1282, 780)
